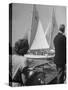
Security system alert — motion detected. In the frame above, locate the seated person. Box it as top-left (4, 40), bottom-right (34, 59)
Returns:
top-left (11, 39), bottom-right (29, 85)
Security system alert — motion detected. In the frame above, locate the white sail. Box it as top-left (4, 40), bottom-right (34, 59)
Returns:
top-left (29, 5), bottom-right (39, 47)
top-left (45, 8), bottom-right (58, 50)
top-left (45, 22), bottom-right (52, 47)
top-left (30, 20), bottom-right (49, 50)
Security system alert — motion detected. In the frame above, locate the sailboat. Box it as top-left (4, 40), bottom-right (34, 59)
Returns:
top-left (24, 5), bottom-right (52, 59)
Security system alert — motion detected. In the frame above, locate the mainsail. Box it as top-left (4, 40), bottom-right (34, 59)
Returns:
top-left (29, 5), bottom-right (39, 47)
top-left (29, 5), bottom-right (49, 50)
top-left (45, 8), bottom-right (58, 50)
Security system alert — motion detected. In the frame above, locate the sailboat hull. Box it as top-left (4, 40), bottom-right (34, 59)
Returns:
top-left (24, 54), bottom-right (55, 59)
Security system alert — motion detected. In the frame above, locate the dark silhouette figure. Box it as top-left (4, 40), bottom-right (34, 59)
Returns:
top-left (54, 24), bottom-right (66, 83)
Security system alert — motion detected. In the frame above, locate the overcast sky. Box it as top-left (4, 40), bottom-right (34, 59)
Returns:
top-left (12, 3), bottom-right (66, 47)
